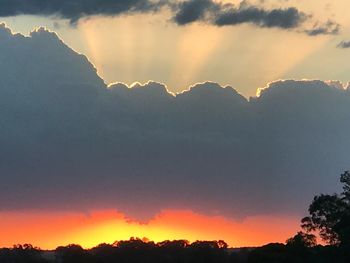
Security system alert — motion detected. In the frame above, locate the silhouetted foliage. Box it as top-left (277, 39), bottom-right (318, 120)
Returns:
top-left (302, 171), bottom-right (350, 246)
top-left (246, 243), bottom-right (288, 263)
top-left (1, 237), bottom-right (350, 263)
top-left (286, 231), bottom-right (317, 248)
top-left (0, 244), bottom-right (48, 263)
top-left (55, 244), bottom-right (89, 263)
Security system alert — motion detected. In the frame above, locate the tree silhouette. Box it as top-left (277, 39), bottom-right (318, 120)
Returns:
top-left (55, 244), bottom-right (89, 263)
top-left (286, 231), bottom-right (316, 248)
top-left (302, 171), bottom-right (350, 246)
top-left (0, 244), bottom-right (47, 263)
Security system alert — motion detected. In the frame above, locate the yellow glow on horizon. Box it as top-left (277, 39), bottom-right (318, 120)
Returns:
top-left (0, 209), bottom-right (300, 249)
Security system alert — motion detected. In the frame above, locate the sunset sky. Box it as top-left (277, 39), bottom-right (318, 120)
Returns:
top-left (1, 0), bottom-right (350, 249)
top-left (3, 0), bottom-right (350, 97)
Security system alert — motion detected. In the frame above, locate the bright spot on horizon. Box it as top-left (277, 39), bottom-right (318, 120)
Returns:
top-left (0, 210), bottom-right (300, 249)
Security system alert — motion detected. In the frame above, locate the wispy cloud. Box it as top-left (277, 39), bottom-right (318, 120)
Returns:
top-left (337, 40), bottom-right (350, 49)
top-left (304, 20), bottom-right (340, 36)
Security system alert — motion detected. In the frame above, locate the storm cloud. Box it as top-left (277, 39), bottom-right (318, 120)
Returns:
top-left (1, 24), bottom-right (350, 220)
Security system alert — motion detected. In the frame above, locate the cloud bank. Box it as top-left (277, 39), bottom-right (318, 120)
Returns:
top-left (1, 24), bottom-right (350, 220)
top-left (0, 0), bottom-right (338, 35)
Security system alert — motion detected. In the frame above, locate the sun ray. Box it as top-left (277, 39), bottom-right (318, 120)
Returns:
top-left (169, 24), bottom-right (226, 90)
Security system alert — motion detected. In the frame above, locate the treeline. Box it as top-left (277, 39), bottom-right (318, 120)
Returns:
top-left (0, 238), bottom-right (349, 263)
top-left (2, 171), bottom-right (350, 263)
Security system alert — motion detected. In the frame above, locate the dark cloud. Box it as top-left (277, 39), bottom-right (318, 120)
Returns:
top-left (304, 20), bottom-right (340, 36)
top-left (337, 40), bottom-right (350, 49)
top-left (214, 6), bottom-right (306, 28)
top-left (1, 24), bottom-right (350, 220)
top-left (171, 0), bottom-right (338, 35)
top-left (172, 0), bottom-right (307, 29)
top-left (0, 0), bottom-right (338, 35)
top-left (0, 0), bottom-right (166, 24)
top-left (173, 0), bottom-right (217, 25)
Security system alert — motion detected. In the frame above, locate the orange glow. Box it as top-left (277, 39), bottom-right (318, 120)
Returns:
top-left (0, 210), bottom-right (300, 249)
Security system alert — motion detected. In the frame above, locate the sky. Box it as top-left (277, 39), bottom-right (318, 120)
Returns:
top-left (2, 0), bottom-right (350, 97)
top-left (1, 0), bottom-right (350, 249)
